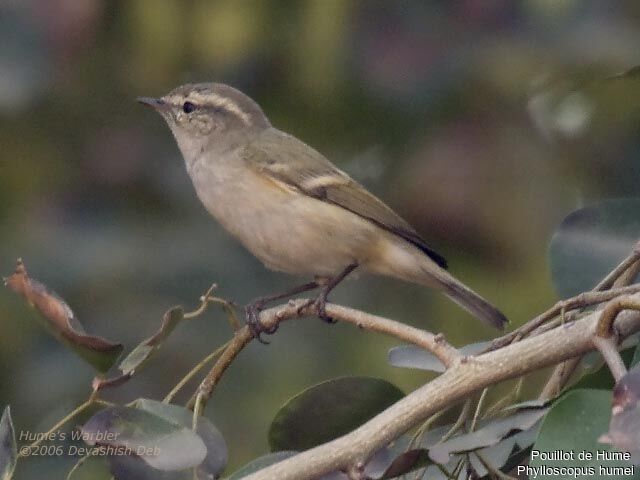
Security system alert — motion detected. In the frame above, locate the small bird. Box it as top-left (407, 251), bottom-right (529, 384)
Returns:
top-left (138, 83), bottom-right (507, 335)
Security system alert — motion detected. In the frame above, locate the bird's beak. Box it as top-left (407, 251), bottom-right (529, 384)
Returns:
top-left (136, 97), bottom-right (167, 110)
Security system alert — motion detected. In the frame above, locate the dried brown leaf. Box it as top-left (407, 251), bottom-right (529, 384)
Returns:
top-left (4, 259), bottom-right (122, 372)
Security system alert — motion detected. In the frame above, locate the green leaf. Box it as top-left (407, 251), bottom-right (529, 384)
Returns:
top-left (375, 448), bottom-right (430, 479)
top-left (600, 364), bottom-right (640, 460)
top-left (530, 389), bottom-right (634, 479)
top-left (468, 437), bottom-right (516, 477)
top-left (133, 399), bottom-right (227, 478)
top-left (388, 342), bottom-right (490, 372)
top-left (631, 342), bottom-right (640, 368)
top-left (549, 198), bottom-right (640, 298)
top-left (428, 408), bottom-right (548, 464)
top-left (4, 259), bottom-right (122, 372)
top-left (118, 307), bottom-right (185, 375)
top-left (81, 406), bottom-right (206, 471)
top-left (227, 451), bottom-right (298, 479)
top-left (0, 407), bottom-right (16, 480)
top-left (93, 307), bottom-right (187, 390)
top-left (570, 347), bottom-right (636, 392)
top-left (268, 376), bottom-right (404, 451)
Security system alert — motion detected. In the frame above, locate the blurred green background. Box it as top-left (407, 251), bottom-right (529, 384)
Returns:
top-left (2, 0), bottom-right (640, 477)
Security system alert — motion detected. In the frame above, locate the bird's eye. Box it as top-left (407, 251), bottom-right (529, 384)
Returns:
top-left (182, 101), bottom-right (196, 114)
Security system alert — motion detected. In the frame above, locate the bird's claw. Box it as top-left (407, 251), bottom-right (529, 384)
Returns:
top-left (314, 293), bottom-right (336, 323)
top-left (245, 301), bottom-right (278, 344)
top-left (296, 295), bottom-right (335, 323)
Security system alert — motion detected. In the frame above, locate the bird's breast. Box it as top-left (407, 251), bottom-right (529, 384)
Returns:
top-left (186, 158), bottom-right (379, 276)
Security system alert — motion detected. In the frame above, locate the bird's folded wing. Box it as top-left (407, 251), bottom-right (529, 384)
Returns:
top-left (242, 130), bottom-right (448, 269)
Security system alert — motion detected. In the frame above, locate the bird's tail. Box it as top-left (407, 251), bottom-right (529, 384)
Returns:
top-left (373, 239), bottom-right (508, 330)
top-left (431, 268), bottom-right (508, 330)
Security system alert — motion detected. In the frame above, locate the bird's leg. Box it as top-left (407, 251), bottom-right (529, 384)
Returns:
top-left (310, 262), bottom-right (358, 323)
top-left (245, 281), bottom-right (320, 343)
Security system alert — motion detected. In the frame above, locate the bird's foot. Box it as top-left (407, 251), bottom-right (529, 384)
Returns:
top-left (297, 290), bottom-right (336, 324)
top-left (245, 300), bottom-right (279, 344)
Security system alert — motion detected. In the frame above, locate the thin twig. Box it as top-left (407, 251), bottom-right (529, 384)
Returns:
top-left (484, 377), bottom-right (524, 417)
top-left (407, 408), bottom-right (449, 450)
top-left (539, 357), bottom-right (581, 401)
top-left (188, 328), bottom-right (254, 410)
top-left (19, 396), bottom-right (96, 456)
top-left (592, 336), bottom-right (627, 382)
top-left (470, 388), bottom-right (488, 432)
top-left (183, 283), bottom-right (241, 330)
top-left (533, 244), bottom-right (640, 399)
top-left (588, 296), bottom-right (640, 382)
top-left (491, 284), bottom-right (640, 350)
top-left (596, 296), bottom-right (640, 338)
top-left (474, 451), bottom-right (518, 480)
top-left (593, 241), bottom-right (640, 291)
top-left (66, 451), bottom-right (94, 480)
top-left (440, 400), bottom-right (472, 443)
top-left (190, 299), bottom-right (461, 410)
top-left (192, 392), bottom-right (204, 430)
top-left (183, 283), bottom-right (219, 319)
top-left (163, 341), bottom-right (230, 403)
top-left (538, 294), bottom-right (640, 400)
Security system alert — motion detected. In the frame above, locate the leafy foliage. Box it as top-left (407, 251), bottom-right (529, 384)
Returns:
top-left (268, 376), bottom-right (404, 451)
top-left (531, 389), bottom-right (634, 478)
top-left (388, 342), bottom-right (490, 372)
top-left (549, 198), bottom-right (640, 297)
top-left (81, 405), bottom-right (207, 474)
top-left (428, 407), bottom-right (548, 464)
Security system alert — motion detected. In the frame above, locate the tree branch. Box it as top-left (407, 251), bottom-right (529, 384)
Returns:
top-left (491, 284), bottom-right (640, 350)
top-left (592, 336), bottom-right (627, 382)
top-left (589, 295), bottom-right (640, 383)
top-left (515, 245), bottom-right (640, 398)
top-left (538, 356), bottom-right (581, 401)
top-left (191, 299), bottom-right (461, 409)
top-left (593, 240), bottom-right (640, 291)
top-left (241, 293), bottom-right (640, 480)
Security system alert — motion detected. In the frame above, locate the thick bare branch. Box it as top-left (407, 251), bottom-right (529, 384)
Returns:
top-left (242, 294), bottom-right (640, 480)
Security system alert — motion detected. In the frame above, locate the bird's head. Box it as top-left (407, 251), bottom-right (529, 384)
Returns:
top-left (138, 83), bottom-right (271, 161)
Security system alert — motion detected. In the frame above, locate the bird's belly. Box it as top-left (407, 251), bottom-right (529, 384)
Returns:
top-left (233, 195), bottom-right (378, 276)
top-left (189, 164), bottom-right (378, 277)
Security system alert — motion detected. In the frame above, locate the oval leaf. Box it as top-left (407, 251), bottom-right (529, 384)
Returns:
top-left (428, 408), bottom-right (548, 464)
top-left (118, 307), bottom-right (185, 375)
top-left (3, 259), bottom-right (122, 372)
top-left (133, 399), bottom-right (227, 478)
top-left (269, 376), bottom-right (404, 451)
top-left (531, 389), bottom-right (634, 478)
top-left (549, 199), bottom-right (640, 297)
top-left (468, 437), bottom-right (516, 477)
top-left (376, 448), bottom-right (430, 479)
top-left (388, 342), bottom-right (490, 372)
top-left (0, 407), bottom-right (16, 480)
top-left (81, 406), bottom-right (206, 471)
